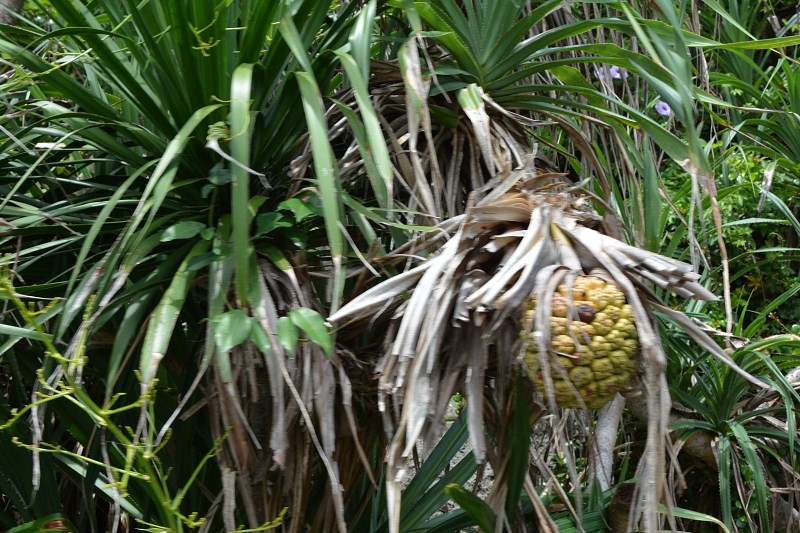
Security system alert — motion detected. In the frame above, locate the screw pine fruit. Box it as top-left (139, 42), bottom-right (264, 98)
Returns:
top-left (523, 274), bottom-right (639, 408)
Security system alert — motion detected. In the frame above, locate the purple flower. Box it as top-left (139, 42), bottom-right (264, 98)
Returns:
top-left (609, 66), bottom-right (627, 79)
top-left (595, 66), bottom-right (627, 80)
top-left (654, 101), bottom-right (671, 117)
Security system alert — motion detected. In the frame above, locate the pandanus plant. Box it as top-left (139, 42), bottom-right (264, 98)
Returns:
top-left (328, 162), bottom-right (764, 531)
top-left (315, 0), bottom-right (765, 530)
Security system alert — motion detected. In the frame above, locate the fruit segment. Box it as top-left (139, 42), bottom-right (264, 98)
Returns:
top-left (523, 275), bottom-right (639, 408)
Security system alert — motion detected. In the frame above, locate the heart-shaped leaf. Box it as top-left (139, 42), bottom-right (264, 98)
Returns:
top-left (161, 221), bottom-right (207, 242)
top-left (250, 323), bottom-right (272, 357)
top-left (278, 198), bottom-right (316, 222)
top-left (210, 310), bottom-right (252, 353)
top-left (277, 316), bottom-right (298, 355)
top-left (289, 307), bottom-right (333, 356)
top-left (256, 213), bottom-right (294, 236)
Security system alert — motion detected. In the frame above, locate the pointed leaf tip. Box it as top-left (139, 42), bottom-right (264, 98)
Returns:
top-left (290, 307), bottom-right (333, 356)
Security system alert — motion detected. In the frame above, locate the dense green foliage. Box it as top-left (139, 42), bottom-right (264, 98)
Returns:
top-left (1, 0), bottom-right (799, 532)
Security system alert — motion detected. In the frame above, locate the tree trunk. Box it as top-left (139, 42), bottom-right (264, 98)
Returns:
top-left (0, 0), bottom-right (23, 25)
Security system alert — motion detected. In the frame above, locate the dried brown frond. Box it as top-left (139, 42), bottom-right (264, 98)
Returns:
top-left (205, 259), bottom-right (387, 533)
top-left (329, 167), bottom-right (764, 531)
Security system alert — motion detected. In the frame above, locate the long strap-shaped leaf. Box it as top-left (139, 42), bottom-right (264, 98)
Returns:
top-left (48, 0), bottom-right (176, 135)
top-left (282, 15), bottom-right (346, 313)
top-left (230, 63), bottom-right (255, 307)
top-left (139, 240), bottom-right (210, 398)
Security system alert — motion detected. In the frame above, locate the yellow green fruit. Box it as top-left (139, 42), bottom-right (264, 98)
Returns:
top-left (522, 275), bottom-right (639, 409)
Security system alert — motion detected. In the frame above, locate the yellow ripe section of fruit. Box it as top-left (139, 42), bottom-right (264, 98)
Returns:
top-left (522, 275), bottom-right (639, 409)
